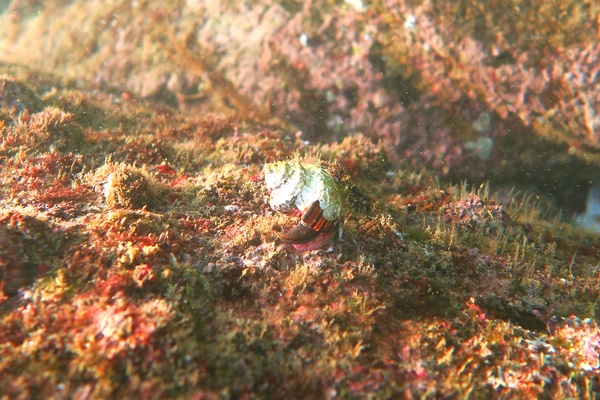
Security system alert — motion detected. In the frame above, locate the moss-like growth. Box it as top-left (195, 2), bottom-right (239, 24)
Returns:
top-left (93, 163), bottom-right (164, 210)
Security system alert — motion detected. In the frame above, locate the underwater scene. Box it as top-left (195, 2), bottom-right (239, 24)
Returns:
top-left (0, 0), bottom-right (599, 398)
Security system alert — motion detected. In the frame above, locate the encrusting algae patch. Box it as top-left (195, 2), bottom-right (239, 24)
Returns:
top-left (0, 67), bottom-right (599, 398)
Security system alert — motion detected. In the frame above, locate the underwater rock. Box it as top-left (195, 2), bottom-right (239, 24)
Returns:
top-left (575, 184), bottom-right (600, 233)
top-left (0, 76), bottom-right (42, 116)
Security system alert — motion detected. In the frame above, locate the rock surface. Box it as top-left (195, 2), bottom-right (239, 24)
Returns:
top-left (0, 1), bottom-right (599, 398)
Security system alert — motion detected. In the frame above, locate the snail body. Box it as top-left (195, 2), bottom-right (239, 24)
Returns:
top-left (264, 160), bottom-right (344, 246)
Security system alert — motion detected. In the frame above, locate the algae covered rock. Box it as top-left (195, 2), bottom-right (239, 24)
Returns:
top-left (103, 166), bottom-right (159, 209)
top-left (0, 4), bottom-right (599, 399)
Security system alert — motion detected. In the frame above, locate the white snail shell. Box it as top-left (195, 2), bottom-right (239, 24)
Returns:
top-left (264, 160), bottom-right (344, 243)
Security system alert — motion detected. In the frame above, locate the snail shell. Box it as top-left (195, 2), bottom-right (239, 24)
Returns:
top-left (264, 160), bottom-right (343, 244)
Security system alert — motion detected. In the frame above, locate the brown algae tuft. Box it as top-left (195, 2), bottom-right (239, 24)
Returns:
top-left (101, 164), bottom-right (162, 209)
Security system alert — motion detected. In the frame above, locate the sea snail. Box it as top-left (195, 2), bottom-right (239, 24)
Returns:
top-left (264, 160), bottom-right (344, 247)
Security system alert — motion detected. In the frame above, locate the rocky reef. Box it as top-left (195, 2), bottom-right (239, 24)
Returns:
top-left (0, 0), bottom-right (600, 398)
top-left (2, 0), bottom-right (600, 215)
